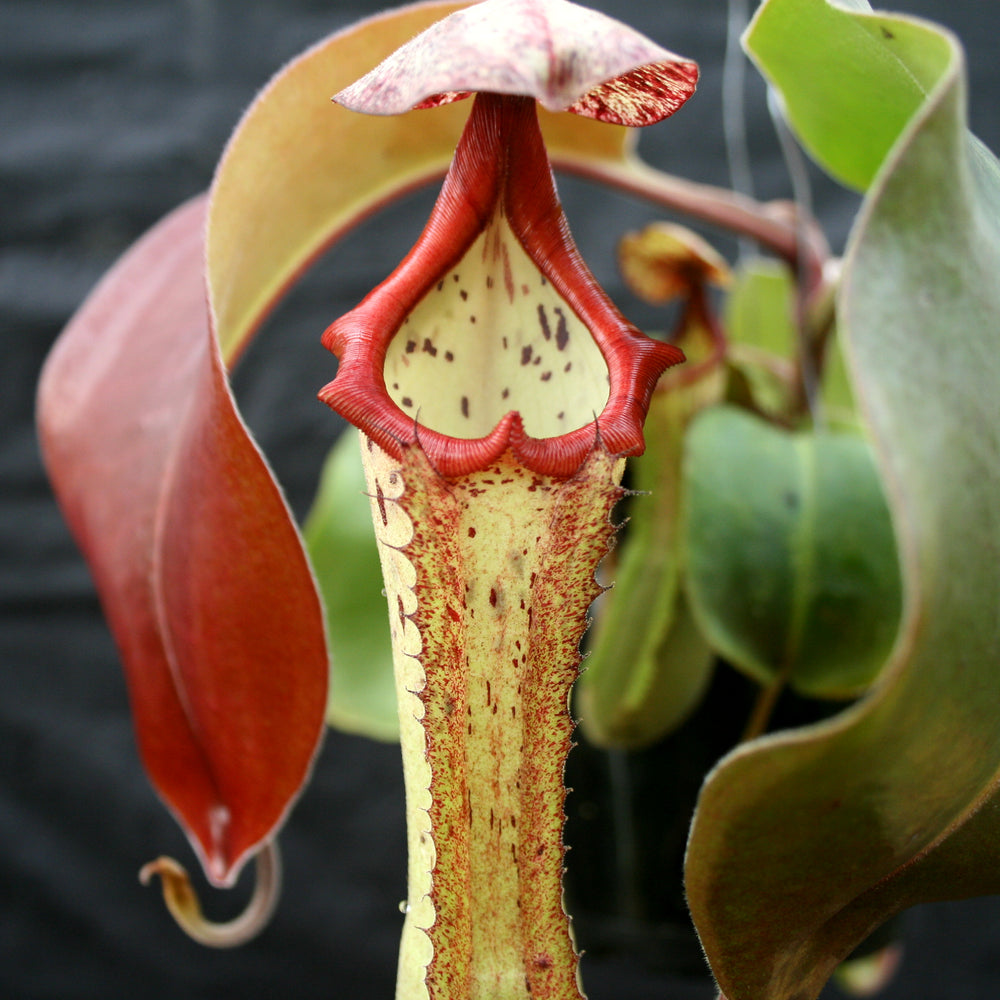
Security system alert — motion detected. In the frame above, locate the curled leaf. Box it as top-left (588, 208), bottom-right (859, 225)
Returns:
top-left (687, 4), bottom-right (1000, 997)
top-left (744, 0), bottom-right (953, 190)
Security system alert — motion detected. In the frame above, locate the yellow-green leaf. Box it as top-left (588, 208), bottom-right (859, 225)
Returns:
top-left (744, 0), bottom-right (953, 191)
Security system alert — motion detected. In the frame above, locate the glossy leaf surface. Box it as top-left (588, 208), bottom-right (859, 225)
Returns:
top-left (686, 3), bottom-right (1000, 997)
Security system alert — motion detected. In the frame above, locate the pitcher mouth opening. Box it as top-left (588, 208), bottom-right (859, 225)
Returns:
top-left (320, 93), bottom-right (683, 478)
top-left (383, 209), bottom-right (610, 442)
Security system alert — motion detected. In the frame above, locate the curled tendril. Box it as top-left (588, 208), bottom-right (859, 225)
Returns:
top-left (139, 840), bottom-right (281, 948)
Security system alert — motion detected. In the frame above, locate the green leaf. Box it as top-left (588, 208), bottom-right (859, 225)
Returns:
top-left (682, 405), bottom-right (900, 699)
top-left (304, 431), bottom-right (398, 742)
top-left (818, 331), bottom-right (859, 428)
top-left (688, 4), bottom-right (1000, 999)
top-left (744, 0), bottom-right (953, 191)
top-left (723, 258), bottom-right (797, 419)
top-left (725, 257), bottom-right (796, 357)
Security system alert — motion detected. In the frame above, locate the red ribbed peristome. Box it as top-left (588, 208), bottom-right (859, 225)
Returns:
top-left (320, 93), bottom-right (683, 478)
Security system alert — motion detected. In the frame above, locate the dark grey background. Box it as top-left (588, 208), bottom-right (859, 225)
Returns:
top-left (3, 1), bottom-right (1000, 998)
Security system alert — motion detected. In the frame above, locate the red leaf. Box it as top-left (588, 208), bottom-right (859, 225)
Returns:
top-left (37, 197), bottom-right (327, 887)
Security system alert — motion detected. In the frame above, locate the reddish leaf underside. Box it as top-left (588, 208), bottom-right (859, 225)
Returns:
top-left (37, 197), bottom-right (328, 887)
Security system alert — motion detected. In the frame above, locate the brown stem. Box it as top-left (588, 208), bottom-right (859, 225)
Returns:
top-left (787, 262), bottom-right (841, 422)
top-left (554, 154), bottom-right (829, 296)
top-left (741, 648), bottom-right (801, 743)
top-left (741, 676), bottom-right (785, 743)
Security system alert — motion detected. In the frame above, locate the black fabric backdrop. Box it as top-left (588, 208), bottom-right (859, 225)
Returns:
top-left (3, 1), bottom-right (1000, 998)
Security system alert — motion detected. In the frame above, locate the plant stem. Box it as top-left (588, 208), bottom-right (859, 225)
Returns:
top-left (741, 651), bottom-right (798, 743)
top-left (556, 155), bottom-right (829, 296)
top-left (722, 0), bottom-right (755, 263)
top-left (741, 676), bottom-right (785, 743)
